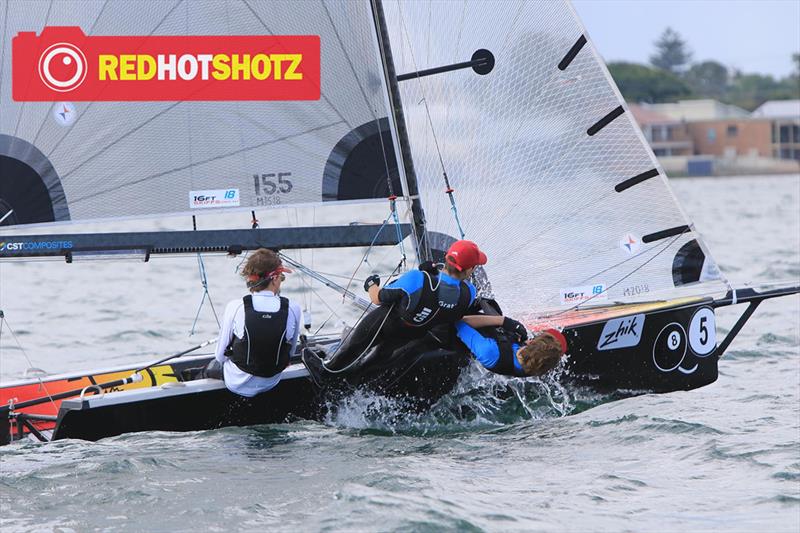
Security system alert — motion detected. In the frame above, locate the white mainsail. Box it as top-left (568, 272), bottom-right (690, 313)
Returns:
top-left (382, 0), bottom-right (728, 316)
top-left (0, 0), bottom-right (409, 228)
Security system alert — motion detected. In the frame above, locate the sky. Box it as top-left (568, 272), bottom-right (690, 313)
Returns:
top-left (572, 0), bottom-right (800, 78)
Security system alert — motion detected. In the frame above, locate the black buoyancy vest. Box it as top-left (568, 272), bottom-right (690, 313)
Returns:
top-left (227, 295), bottom-right (292, 378)
top-left (478, 326), bottom-right (526, 377)
top-left (399, 272), bottom-right (472, 330)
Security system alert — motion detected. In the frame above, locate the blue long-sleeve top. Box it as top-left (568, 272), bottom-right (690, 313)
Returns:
top-left (454, 320), bottom-right (524, 374)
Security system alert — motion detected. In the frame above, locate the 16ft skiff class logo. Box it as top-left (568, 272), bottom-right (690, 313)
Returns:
top-left (12, 27), bottom-right (320, 101)
top-left (560, 283), bottom-right (607, 306)
top-left (190, 189), bottom-right (240, 209)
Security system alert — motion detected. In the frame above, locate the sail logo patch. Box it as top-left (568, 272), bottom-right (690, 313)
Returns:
top-left (597, 314), bottom-right (645, 351)
top-left (52, 101), bottom-right (77, 126)
top-left (619, 233), bottom-right (641, 255)
top-left (190, 189), bottom-right (240, 209)
top-left (560, 284), bottom-right (607, 306)
top-left (12, 27), bottom-right (320, 101)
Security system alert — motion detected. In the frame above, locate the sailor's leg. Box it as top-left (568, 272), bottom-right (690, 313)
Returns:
top-left (323, 306), bottom-right (394, 372)
top-left (200, 359), bottom-right (223, 380)
top-left (180, 358), bottom-right (223, 381)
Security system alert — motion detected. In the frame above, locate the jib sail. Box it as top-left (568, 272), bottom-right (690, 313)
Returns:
top-left (382, 0), bottom-right (728, 315)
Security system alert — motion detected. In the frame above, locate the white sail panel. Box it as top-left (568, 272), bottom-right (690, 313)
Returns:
top-left (0, 0), bottom-right (403, 228)
top-left (382, 0), bottom-right (727, 315)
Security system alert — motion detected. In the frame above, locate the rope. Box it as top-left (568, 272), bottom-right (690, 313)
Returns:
top-left (541, 229), bottom-right (691, 321)
top-left (443, 173), bottom-right (466, 239)
top-left (341, 204), bottom-right (406, 304)
top-left (0, 311), bottom-right (56, 411)
top-left (329, 258), bottom-right (405, 358)
top-left (189, 252), bottom-right (220, 335)
top-left (396, 2), bottom-right (466, 240)
top-left (388, 196), bottom-right (407, 267)
top-left (321, 302), bottom-right (397, 374)
top-left (188, 216), bottom-right (219, 335)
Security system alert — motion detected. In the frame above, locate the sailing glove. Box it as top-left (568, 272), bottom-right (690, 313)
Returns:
top-left (418, 261), bottom-right (440, 276)
top-left (364, 274), bottom-right (381, 292)
top-left (503, 317), bottom-right (529, 342)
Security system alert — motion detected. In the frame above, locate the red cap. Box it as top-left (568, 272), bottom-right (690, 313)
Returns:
top-left (445, 240), bottom-right (487, 271)
top-left (543, 328), bottom-right (568, 354)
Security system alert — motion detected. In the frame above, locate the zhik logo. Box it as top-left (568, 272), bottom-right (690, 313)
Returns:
top-left (597, 314), bottom-right (645, 351)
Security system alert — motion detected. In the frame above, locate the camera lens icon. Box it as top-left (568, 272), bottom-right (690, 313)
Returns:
top-left (38, 42), bottom-right (87, 92)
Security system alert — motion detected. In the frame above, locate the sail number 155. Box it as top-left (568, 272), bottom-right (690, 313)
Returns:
top-left (254, 172), bottom-right (293, 195)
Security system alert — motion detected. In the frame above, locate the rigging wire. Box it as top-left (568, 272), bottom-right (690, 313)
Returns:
top-left (0, 311), bottom-right (57, 411)
top-left (369, 105), bottom-right (409, 264)
top-left (341, 207), bottom-right (403, 304)
top-left (539, 228), bottom-right (691, 321)
top-left (326, 257), bottom-right (405, 366)
top-left (0, 260), bottom-right (56, 410)
top-left (395, 1), bottom-right (466, 239)
top-left (189, 252), bottom-right (220, 335)
top-left (189, 216), bottom-right (220, 335)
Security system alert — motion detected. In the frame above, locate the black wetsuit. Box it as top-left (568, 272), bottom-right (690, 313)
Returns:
top-left (321, 269), bottom-right (476, 374)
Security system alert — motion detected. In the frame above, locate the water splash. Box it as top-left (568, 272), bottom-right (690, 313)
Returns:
top-left (321, 360), bottom-right (613, 434)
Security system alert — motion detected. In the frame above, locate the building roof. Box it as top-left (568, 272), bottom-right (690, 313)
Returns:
top-left (642, 99), bottom-right (749, 121)
top-left (628, 104), bottom-right (677, 125)
top-left (751, 100), bottom-right (800, 119)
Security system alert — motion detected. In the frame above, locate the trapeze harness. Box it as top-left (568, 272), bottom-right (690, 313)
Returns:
top-left (477, 325), bottom-right (526, 377)
top-left (384, 271), bottom-right (473, 338)
top-left (226, 295), bottom-right (292, 378)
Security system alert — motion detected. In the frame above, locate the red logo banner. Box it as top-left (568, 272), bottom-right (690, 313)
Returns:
top-left (12, 27), bottom-right (320, 101)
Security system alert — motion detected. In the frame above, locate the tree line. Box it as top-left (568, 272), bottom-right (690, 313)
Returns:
top-left (608, 27), bottom-right (800, 111)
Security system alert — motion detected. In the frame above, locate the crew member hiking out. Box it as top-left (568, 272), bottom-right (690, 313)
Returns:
top-left (201, 248), bottom-right (302, 397)
top-left (456, 313), bottom-right (567, 377)
top-left (303, 240), bottom-right (487, 379)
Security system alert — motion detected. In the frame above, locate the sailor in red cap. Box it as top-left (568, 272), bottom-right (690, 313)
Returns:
top-left (304, 240), bottom-right (487, 377)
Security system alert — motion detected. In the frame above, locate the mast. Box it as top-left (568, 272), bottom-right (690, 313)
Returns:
top-left (370, 0), bottom-right (431, 261)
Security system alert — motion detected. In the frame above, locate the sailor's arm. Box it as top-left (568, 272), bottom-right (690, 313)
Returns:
top-left (287, 302), bottom-right (303, 354)
top-left (462, 314), bottom-right (529, 340)
top-left (367, 283), bottom-right (381, 305)
top-left (455, 320), bottom-right (500, 368)
top-left (364, 270), bottom-right (423, 307)
top-left (461, 315), bottom-right (504, 328)
top-left (214, 301), bottom-right (239, 363)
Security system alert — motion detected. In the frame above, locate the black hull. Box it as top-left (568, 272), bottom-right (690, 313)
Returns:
top-left (563, 300), bottom-right (719, 392)
top-left (7, 285), bottom-right (797, 445)
top-left (52, 349), bottom-right (469, 443)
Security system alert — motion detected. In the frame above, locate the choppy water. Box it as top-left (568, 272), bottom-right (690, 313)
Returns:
top-left (1, 175), bottom-right (799, 532)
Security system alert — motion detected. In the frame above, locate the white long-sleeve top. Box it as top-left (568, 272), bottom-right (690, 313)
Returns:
top-left (214, 291), bottom-right (303, 397)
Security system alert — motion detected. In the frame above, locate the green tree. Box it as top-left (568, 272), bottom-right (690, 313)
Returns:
top-left (608, 62), bottom-right (693, 103)
top-left (684, 61), bottom-right (728, 99)
top-left (726, 72), bottom-right (796, 110)
top-left (650, 28), bottom-right (692, 74)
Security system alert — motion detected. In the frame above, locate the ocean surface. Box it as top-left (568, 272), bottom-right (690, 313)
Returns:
top-left (1, 175), bottom-right (799, 532)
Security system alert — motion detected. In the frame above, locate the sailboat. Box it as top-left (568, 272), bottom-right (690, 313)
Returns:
top-left (0, 0), bottom-right (796, 445)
